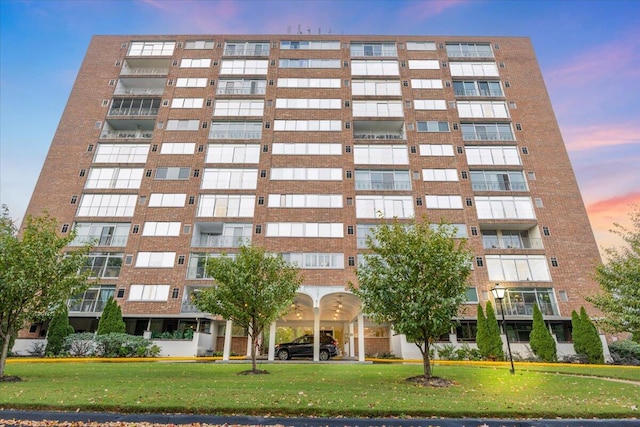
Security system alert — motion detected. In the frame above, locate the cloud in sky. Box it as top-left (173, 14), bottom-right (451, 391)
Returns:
top-left (586, 192), bottom-right (639, 254)
top-left (398, 0), bottom-right (471, 21)
top-left (562, 122), bottom-right (640, 152)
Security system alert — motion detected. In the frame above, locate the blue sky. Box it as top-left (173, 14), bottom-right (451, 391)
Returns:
top-left (1, 0), bottom-right (638, 251)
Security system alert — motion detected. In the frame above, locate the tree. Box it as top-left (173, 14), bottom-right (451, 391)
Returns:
top-left (581, 307), bottom-right (604, 364)
top-left (572, 307), bottom-right (604, 364)
top-left (484, 301), bottom-right (504, 361)
top-left (45, 305), bottom-right (75, 356)
top-left (195, 245), bottom-right (302, 373)
top-left (96, 297), bottom-right (126, 335)
top-left (529, 304), bottom-right (557, 362)
top-left (475, 303), bottom-right (488, 358)
top-left (587, 208), bottom-right (640, 339)
top-left (0, 207), bottom-right (92, 379)
top-left (351, 219), bottom-right (472, 382)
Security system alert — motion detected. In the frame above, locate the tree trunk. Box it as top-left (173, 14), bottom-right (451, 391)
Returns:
top-left (250, 333), bottom-right (258, 373)
top-left (0, 332), bottom-right (11, 378)
top-left (422, 343), bottom-right (432, 379)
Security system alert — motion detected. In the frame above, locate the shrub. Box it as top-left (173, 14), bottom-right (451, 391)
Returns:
top-left (475, 303), bottom-right (488, 358)
top-left (94, 333), bottom-right (157, 357)
top-left (64, 332), bottom-right (97, 357)
top-left (529, 303), bottom-right (557, 362)
top-left (484, 301), bottom-right (504, 361)
top-left (27, 341), bottom-right (46, 357)
top-left (572, 307), bottom-right (604, 364)
top-left (96, 298), bottom-right (126, 335)
top-left (435, 344), bottom-right (456, 360)
top-left (608, 340), bottom-right (640, 365)
top-left (45, 305), bottom-right (75, 356)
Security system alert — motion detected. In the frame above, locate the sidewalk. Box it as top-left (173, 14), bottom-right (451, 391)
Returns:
top-left (1, 410), bottom-right (639, 427)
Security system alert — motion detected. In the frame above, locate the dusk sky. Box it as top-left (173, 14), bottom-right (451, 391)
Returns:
top-left (1, 0), bottom-right (638, 254)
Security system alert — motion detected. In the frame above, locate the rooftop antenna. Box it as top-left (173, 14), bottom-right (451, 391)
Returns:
top-left (287, 25), bottom-right (291, 34)
top-left (298, 24), bottom-right (301, 35)
top-left (307, 28), bottom-right (311, 35)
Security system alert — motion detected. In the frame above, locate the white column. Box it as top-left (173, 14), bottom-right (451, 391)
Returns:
top-left (268, 321), bottom-right (277, 361)
top-left (357, 312), bottom-right (365, 362)
top-left (223, 319), bottom-right (232, 361)
top-left (313, 307), bottom-right (320, 361)
top-left (348, 321), bottom-right (355, 358)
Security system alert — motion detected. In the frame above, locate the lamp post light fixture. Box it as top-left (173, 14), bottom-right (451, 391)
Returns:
top-left (491, 283), bottom-right (515, 374)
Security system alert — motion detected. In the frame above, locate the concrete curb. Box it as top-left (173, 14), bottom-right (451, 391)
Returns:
top-left (1, 410), bottom-right (639, 427)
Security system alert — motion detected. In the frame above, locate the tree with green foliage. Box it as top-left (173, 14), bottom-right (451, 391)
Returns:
top-left (351, 219), bottom-right (473, 381)
top-left (195, 245), bottom-right (302, 373)
top-left (0, 207), bottom-right (92, 378)
top-left (587, 208), bottom-right (640, 340)
top-left (529, 304), bottom-right (557, 362)
top-left (475, 303), bottom-right (488, 358)
top-left (484, 301), bottom-right (505, 361)
top-left (96, 297), bottom-right (126, 335)
top-left (45, 305), bottom-right (75, 356)
top-left (572, 307), bottom-right (604, 364)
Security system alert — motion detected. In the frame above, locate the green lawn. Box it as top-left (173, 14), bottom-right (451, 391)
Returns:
top-left (1, 361), bottom-right (639, 418)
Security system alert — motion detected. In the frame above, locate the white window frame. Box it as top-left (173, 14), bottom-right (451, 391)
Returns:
top-left (213, 100), bottom-right (265, 116)
top-left (171, 98), bottom-right (204, 108)
top-left (272, 143), bottom-right (342, 155)
top-left (465, 146), bottom-right (521, 165)
top-left (419, 144), bottom-right (454, 156)
top-left (351, 60), bottom-right (400, 76)
top-left (85, 168), bottom-right (144, 189)
top-left (277, 78), bottom-right (341, 88)
top-left (206, 144), bottom-right (260, 163)
top-left (94, 144), bottom-right (149, 163)
top-left (265, 223), bottom-right (344, 238)
top-left (414, 100), bottom-right (447, 110)
top-left (166, 120), bottom-right (200, 131)
top-left (486, 255), bottom-right (551, 282)
top-left (457, 101), bottom-right (509, 118)
top-left (408, 60), bottom-right (439, 70)
top-left (411, 79), bottom-right (443, 89)
top-left (352, 100), bottom-right (404, 117)
top-left (180, 58), bottom-right (212, 68)
top-left (354, 145), bottom-right (408, 165)
top-left (77, 194), bottom-right (137, 217)
top-left (268, 194), bottom-right (343, 208)
top-left (425, 195), bottom-right (464, 209)
top-left (422, 169), bottom-right (458, 181)
top-left (201, 168), bottom-right (258, 189)
top-left (475, 196), bottom-right (536, 219)
top-left (355, 195), bottom-right (414, 219)
top-left (220, 59), bottom-right (269, 75)
top-left (275, 99), bottom-right (341, 109)
top-left (270, 168), bottom-right (342, 181)
top-left (351, 80), bottom-right (402, 96)
top-left (197, 195), bottom-right (255, 217)
top-left (160, 143), bottom-right (195, 155)
top-left (142, 222), bottom-right (181, 236)
top-left (148, 193), bottom-right (187, 207)
top-left (450, 62), bottom-right (499, 77)
top-left (273, 120), bottom-right (341, 131)
top-left (175, 78), bottom-right (208, 87)
top-left (128, 284), bottom-right (171, 301)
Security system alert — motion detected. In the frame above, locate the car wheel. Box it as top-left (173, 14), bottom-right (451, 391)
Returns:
top-left (319, 349), bottom-right (330, 361)
top-left (277, 349), bottom-right (290, 360)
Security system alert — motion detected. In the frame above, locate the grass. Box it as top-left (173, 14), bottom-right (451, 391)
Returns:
top-left (1, 361), bottom-right (639, 419)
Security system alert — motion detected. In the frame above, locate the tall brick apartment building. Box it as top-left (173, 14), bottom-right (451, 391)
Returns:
top-left (23, 35), bottom-right (602, 360)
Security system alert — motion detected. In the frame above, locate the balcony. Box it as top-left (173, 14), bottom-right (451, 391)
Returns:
top-left (193, 235), bottom-right (251, 248)
top-left (181, 302), bottom-right (204, 314)
top-left (471, 181), bottom-right (528, 191)
top-left (114, 77), bottom-right (165, 96)
top-left (68, 286), bottom-right (115, 314)
top-left (208, 129), bottom-right (262, 140)
top-left (108, 98), bottom-right (161, 116)
top-left (223, 42), bottom-right (270, 57)
top-left (454, 89), bottom-right (503, 97)
top-left (191, 222), bottom-right (252, 248)
top-left (482, 237), bottom-right (543, 250)
top-left (355, 181), bottom-right (411, 191)
top-left (216, 86), bottom-right (266, 96)
top-left (353, 120), bottom-right (405, 141)
top-left (100, 119), bottom-right (154, 140)
top-left (462, 131), bottom-right (514, 141)
top-left (500, 300), bottom-right (558, 317)
top-left (120, 58), bottom-right (171, 76)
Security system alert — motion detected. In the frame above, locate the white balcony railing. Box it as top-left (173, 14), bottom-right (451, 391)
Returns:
top-left (100, 130), bottom-right (153, 140)
top-left (353, 133), bottom-right (405, 140)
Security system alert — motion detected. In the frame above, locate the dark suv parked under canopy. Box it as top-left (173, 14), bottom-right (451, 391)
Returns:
top-left (274, 334), bottom-right (338, 361)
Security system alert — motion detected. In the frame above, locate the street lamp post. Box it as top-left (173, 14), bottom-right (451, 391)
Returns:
top-left (491, 283), bottom-right (515, 374)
